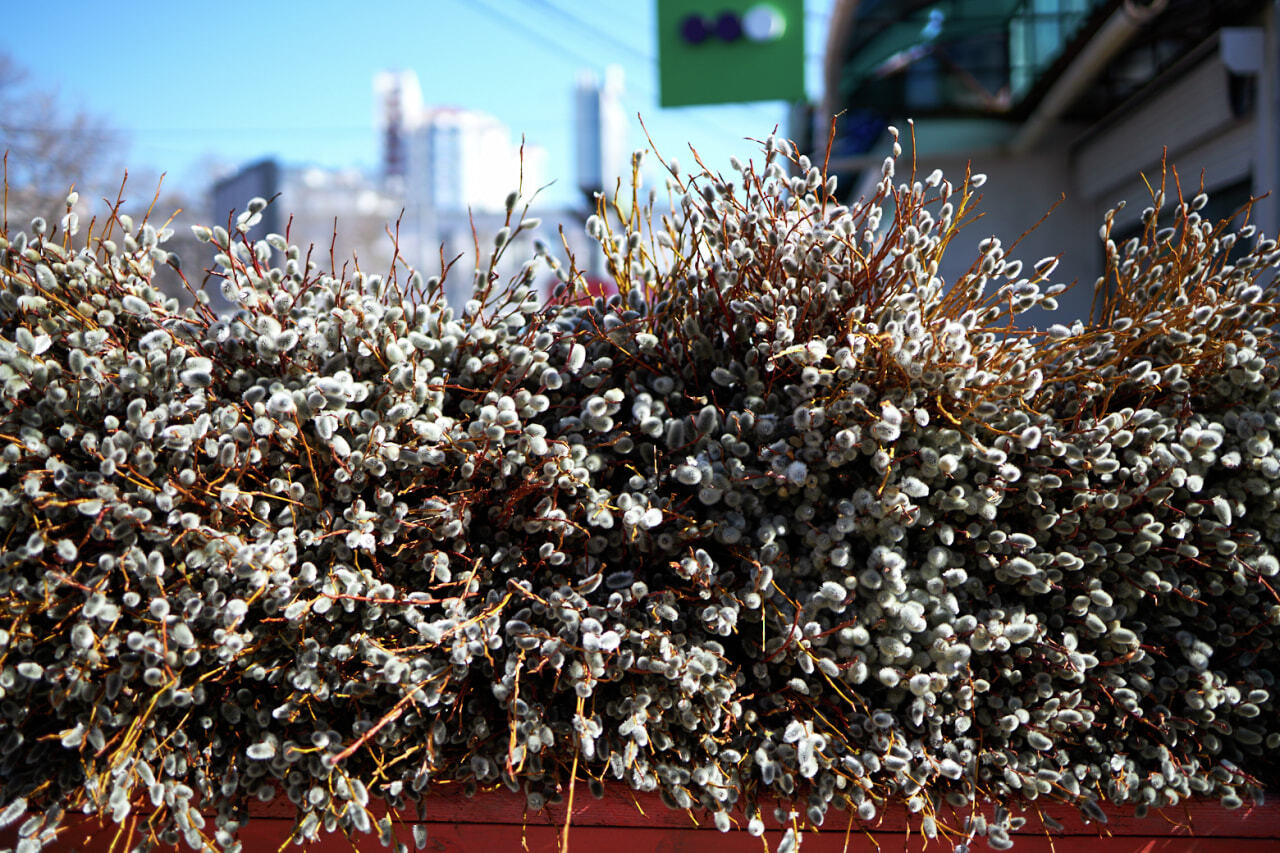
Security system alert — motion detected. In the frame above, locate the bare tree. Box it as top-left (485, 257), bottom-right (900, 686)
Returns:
top-left (0, 52), bottom-right (124, 229)
top-left (0, 54), bottom-right (223, 309)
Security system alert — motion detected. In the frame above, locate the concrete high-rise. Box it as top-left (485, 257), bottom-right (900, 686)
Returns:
top-left (373, 70), bottom-right (424, 188)
top-left (574, 65), bottom-right (627, 203)
top-left (208, 160), bottom-right (400, 314)
top-left (407, 107), bottom-right (544, 214)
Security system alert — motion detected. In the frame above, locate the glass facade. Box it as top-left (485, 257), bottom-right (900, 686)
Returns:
top-left (1009, 0), bottom-right (1096, 98)
top-left (832, 0), bottom-right (1266, 125)
top-left (836, 0), bottom-right (1106, 118)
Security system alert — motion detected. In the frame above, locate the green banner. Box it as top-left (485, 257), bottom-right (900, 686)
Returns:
top-left (657, 0), bottom-right (806, 107)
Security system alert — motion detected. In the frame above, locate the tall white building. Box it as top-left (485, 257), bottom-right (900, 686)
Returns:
top-left (370, 70), bottom-right (551, 307)
top-left (367, 69), bottom-right (613, 309)
top-left (408, 107), bottom-right (544, 214)
top-left (574, 65), bottom-right (628, 201)
top-left (400, 107), bottom-right (549, 307)
top-left (374, 69), bottom-right (547, 216)
top-left (374, 70), bottom-right (424, 187)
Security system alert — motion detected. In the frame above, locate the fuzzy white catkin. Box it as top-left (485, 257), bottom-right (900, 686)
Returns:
top-left (1, 133), bottom-right (1277, 850)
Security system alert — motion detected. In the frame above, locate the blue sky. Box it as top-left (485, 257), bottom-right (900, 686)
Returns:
top-left (3, 0), bottom-right (832, 208)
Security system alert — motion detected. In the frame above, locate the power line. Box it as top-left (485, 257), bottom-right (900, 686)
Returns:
top-left (534, 1), bottom-right (823, 116)
top-left (526, 0), bottom-right (655, 65)
top-left (461, 0), bottom-right (659, 103)
top-left (528, 0), bottom-right (799, 116)
top-left (8, 2), bottom-right (809, 163)
top-left (459, 0), bottom-right (623, 83)
top-left (456, 0), bottom-right (784, 149)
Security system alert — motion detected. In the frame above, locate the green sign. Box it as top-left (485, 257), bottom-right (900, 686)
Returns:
top-left (657, 0), bottom-right (806, 107)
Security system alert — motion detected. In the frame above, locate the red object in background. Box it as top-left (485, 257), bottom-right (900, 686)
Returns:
top-left (578, 276), bottom-right (618, 301)
top-left (544, 275), bottom-right (618, 306)
top-left (9, 790), bottom-right (1280, 852)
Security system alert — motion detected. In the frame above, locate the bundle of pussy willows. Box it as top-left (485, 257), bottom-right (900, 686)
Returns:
top-left (1, 132), bottom-right (1278, 853)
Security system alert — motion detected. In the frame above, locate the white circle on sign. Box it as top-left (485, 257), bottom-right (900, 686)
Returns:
top-left (743, 4), bottom-right (786, 42)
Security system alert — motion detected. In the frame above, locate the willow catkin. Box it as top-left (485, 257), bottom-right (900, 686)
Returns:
top-left (2, 144), bottom-right (1280, 853)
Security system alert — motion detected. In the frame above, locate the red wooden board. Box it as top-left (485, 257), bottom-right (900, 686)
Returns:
top-left (7, 789), bottom-right (1280, 851)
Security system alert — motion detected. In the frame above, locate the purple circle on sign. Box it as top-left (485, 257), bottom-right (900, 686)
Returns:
top-left (715, 12), bottom-right (743, 41)
top-left (680, 14), bottom-right (710, 44)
